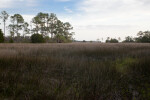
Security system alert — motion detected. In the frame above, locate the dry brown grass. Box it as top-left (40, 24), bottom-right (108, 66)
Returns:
top-left (0, 43), bottom-right (150, 100)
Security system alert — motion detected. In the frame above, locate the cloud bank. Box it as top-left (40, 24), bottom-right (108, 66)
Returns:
top-left (68, 0), bottom-right (150, 40)
top-left (0, 0), bottom-right (37, 8)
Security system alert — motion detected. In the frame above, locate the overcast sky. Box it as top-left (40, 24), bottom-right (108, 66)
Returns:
top-left (0, 0), bottom-right (150, 41)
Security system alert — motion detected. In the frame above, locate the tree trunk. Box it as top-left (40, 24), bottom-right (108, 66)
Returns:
top-left (4, 21), bottom-right (5, 37)
top-left (51, 33), bottom-right (53, 39)
top-left (17, 21), bottom-right (18, 37)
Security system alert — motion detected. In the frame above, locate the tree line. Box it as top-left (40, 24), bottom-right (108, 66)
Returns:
top-left (0, 11), bottom-right (74, 43)
top-left (81, 31), bottom-right (150, 43)
top-left (0, 11), bottom-right (150, 43)
top-left (105, 31), bottom-right (150, 43)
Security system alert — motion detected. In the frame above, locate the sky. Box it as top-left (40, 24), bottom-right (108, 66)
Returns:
top-left (0, 0), bottom-right (150, 41)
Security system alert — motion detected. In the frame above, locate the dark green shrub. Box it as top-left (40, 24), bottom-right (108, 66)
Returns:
top-left (83, 40), bottom-right (86, 42)
top-left (55, 34), bottom-right (72, 43)
top-left (44, 36), bottom-right (50, 43)
top-left (110, 39), bottom-right (118, 43)
top-left (31, 34), bottom-right (45, 43)
top-left (136, 36), bottom-right (150, 43)
top-left (0, 29), bottom-right (4, 43)
top-left (106, 38), bottom-right (119, 43)
top-left (123, 36), bottom-right (134, 43)
top-left (136, 31), bottom-right (150, 43)
top-left (9, 38), bottom-right (14, 43)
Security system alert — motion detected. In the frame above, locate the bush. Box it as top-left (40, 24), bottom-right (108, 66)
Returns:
top-left (123, 36), bottom-right (134, 43)
top-left (106, 38), bottom-right (119, 43)
top-left (0, 29), bottom-right (4, 43)
top-left (31, 34), bottom-right (45, 43)
top-left (44, 36), bottom-right (50, 43)
top-left (9, 38), bottom-right (14, 43)
top-left (136, 36), bottom-right (150, 43)
top-left (83, 40), bottom-right (86, 42)
top-left (136, 31), bottom-right (150, 43)
top-left (55, 35), bottom-right (72, 43)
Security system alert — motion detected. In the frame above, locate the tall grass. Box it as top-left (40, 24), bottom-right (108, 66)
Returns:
top-left (0, 43), bottom-right (150, 100)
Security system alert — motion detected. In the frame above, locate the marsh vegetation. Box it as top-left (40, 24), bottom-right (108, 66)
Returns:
top-left (0, 43), bottom-right (150, 100)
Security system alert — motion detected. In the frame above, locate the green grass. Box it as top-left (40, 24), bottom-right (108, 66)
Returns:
top-left (115, 57), bottom-right (137, 73)
top-left (0, 43), bottom-right (150, 100)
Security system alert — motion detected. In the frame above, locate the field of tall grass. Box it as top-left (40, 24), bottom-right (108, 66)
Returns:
top-left (0, 43), bottom-right (150, 100)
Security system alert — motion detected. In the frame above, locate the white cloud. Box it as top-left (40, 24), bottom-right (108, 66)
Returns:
top-left (22, 15), bottom-right (34, 23)
top-left (65, 0), bottom-right (150, 40)
top-left (0, 0), bottom-right (37, 8)
top-left (0, 0), bottom-right (13, 8)
top-left (77, 0), bottom-right (150, 25)
top-left (64, 7), bottom-right (73, 13)
top-left (26, 0), bottom-right (38, 7)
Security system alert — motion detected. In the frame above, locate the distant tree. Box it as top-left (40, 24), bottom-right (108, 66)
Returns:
top-left (123, 36), bottom-right (134, 43)
top-left (110, 38), bottom-right (119, 43)
top-left (136, 31), bottom-right (150, 43)
top-left (36, 12), bottom-right (49, 36)
top-left (31, 34), bottom-right (45, 43)
top-left (106, 38), bottom-right (118, 43)
top-left (31, 12), bottom-right (74, 42)
top-left (9, 38), bottom-right (14, 43)
top-left (55, 34), bottom-right (66, 43)
top-left (62, 22), bottom-right (74, 41)
top-left (106, 37), bottom-right (110, 43)
top-left (0, 11), bottom-right (9, 36)
top-left (8, 16), bottom-right (15, 37)
top-left (32, 12), bottom-right (49, 36)
top-left (107, 37), bottom-right (110, 40)
top-left (32, 16), bottom-right (41, 34)
top-left (83, 40), bottom-right (86, 42)
top-left (8, 25), bottom-right (15, 38)
top-left (118, 37), bottom-right (121, 42)
top-left (44, 36), bottom-right (50, 43)
top-left (97, 38), bottom-right (100, 42)
top-left (48, 13), bottom-right (58, 38)
top-left (23, 22), bottom-right (30, 37)
top-left (9, 14), bottom-right (24, 37)
top-left (0, 29), bottom-right (4, 43)
top-left (53, 20), bottom-right (74, 43)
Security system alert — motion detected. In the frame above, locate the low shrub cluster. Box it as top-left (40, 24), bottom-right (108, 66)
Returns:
top-left (31, 34), bottom-right (45, 43)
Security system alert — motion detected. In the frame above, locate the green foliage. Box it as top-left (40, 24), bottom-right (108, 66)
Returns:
top-left (9, 14), bottom-right (24, 37)
top-left (0, 11), bottom-right (9, 36)
top-left (127, 57), bottom-right (150, 99)
top-left (31, 34), bottom-right (45, 43)
top-left (31, 12), bottom-right (74, 43)
top-left (83, 40), bottom-right (86, 42)
top-left (123, 36), bottom-right (134, 43)
top-left (44, 36), bottom-right (50, 43)
top-left (55, 34), bottom-right (72, 43)
top-left (115, 57), bottom-right (137, 73)
top-left (0, 29), bottom-right (4, 43)
top-left (136, 31), bottom-right (150, 43)
top-left (1, 11), bottom-right (74, 43)
top-left (9, 38), bottom-right (14, 43)
top-left (106, 38), bottom-right (119, 43)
